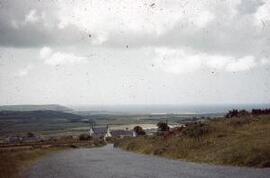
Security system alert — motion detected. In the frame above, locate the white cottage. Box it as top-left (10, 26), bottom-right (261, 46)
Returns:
top-left (89, 125), bottom-right (111, 139)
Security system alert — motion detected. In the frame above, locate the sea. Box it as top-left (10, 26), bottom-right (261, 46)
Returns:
top-left (70, 104), bottom-right (270, 115)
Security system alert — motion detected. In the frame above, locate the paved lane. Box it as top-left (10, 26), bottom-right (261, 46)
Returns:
top-left (27, 145), bottom-right (270, 178)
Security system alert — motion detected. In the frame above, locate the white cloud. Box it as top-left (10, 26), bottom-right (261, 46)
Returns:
top-left (23, 9), bottom-right (53, 28)
top-left (261, 58), bottom-right (270, 65)
top-left (204, 55), bottom-right (257, 72)
top-left (91, 32), bottom-right (108, 45)
top-left (16, 64), bottom-right (34, 77)
top-left (44, 52), bottom-right (87, 66)
top-left (8, 9), bottom-right (50, 30)
top-left (39, 47), bottom-right (87, 66)
top-left (55, 0), bottom-right (217, 45)
top-left (190, 11), bottom-right (215, 28)
top-left (2, 0), bottom-right (270, 105)
top-left (40, 46), bottom-right (53, 59)
top-left (225, 56), bottom-right (256, 72)
top-left (205, 55), bottom-right (234, 70)
top-left (25, 9), bottom-right (39, 23)
top-left (254, 1), bottom-right (270, 26)
top-left (154, 48), bottom-right (258, 74)
top-left (154, 48), bottom-right (202, 74)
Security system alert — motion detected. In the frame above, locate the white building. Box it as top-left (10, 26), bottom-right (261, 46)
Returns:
top-left (89, 125), bottom-right (111, 139)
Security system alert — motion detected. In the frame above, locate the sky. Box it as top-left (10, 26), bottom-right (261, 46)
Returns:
top-left (0, 0), bottom-right (270, 106)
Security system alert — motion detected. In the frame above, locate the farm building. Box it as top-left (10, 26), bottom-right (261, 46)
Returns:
top-left (89, 125), bottom-right (111, 139)
top-left (6, 136), bottom-right (22, 144)
top-left (110, 130), bottom-right (135, 138)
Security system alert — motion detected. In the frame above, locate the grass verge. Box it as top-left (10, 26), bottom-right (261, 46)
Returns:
top-left (117, 115), bottom-right (270, 168)
top-left (0, 148), bottom-right (65, 178)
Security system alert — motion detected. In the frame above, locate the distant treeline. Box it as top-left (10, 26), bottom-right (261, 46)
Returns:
top-left (225, 108), bottom-right (270, 118)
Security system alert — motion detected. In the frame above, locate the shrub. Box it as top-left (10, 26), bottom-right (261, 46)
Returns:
top-left (157, 121), bottom-right (170, 131)
top-left (79, 133), bottom-right (91, 141)
top-left (27, 132), bottom-right (35, 137)
top-left (225, 109), bottom-right (250, 118)
top-left (133, 126), bottom-right (146, 136)
top-left (70, 144), bottom-right (78, 148)
top-left (252, 108), bottom-right (270, 116)
top-left (225, 109), bottom-right (239, 118)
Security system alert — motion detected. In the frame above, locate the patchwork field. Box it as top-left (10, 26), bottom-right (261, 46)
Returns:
top-left (0, 110), bottom-right (217, 141)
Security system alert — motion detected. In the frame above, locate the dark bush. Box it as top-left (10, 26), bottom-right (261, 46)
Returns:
top-left (70, 144), bottom-right (78, 148)
top-left (79, 133), bottom-right (91, 140)
top-left (27, 132), bottom-right (35, 137)
top-left (252, 108), bottom-right (270, 116)
top-left (157, 121), bottom-right (170, 131)
top-left (133, 126), bottom-right (146, 136)
top-left (225, 109), bottom-right (251, 118)
top-left (226, 108), bottom-right (270, 118)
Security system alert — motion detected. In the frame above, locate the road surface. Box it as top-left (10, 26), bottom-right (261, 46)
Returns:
top-left (27, 145), bottom-right (270, 178)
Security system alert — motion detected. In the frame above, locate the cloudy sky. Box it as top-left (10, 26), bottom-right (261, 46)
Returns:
top-left (0, 0), bottom-right (270, 105)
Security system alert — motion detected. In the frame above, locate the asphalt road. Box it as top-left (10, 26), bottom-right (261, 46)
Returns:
top-left (27, 144), bottom-right (270, 178)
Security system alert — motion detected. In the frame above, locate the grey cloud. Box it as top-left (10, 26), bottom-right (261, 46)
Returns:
top-left (98, 1), bottom-right (270, 60)
top-left (237, 0), bottom-right (264, 15)
top-left (103, 16), bottom-right (270, 61)
top-left (0, 0), bottom-right (270, 62)
top-left (0, 0), bottom-right (93, 47)
top-left (0, 0), bottom-right (270, 105)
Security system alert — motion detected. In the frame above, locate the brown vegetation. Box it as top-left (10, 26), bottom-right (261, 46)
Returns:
top-left (116, 114), bottom-right (270, 168)
top-left (0, 148), bottom-right (64, 178)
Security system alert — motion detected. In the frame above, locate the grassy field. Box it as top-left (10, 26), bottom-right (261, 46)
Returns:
top-left (117, 115), bottom-right (270, 168)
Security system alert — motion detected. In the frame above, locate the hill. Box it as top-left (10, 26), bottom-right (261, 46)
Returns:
top-left (0, 104), bottom-right (72, 112)
top-left (0, 110), bottom-right (89, 135)
top-left (0, 110), bottom-right (83, 121)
